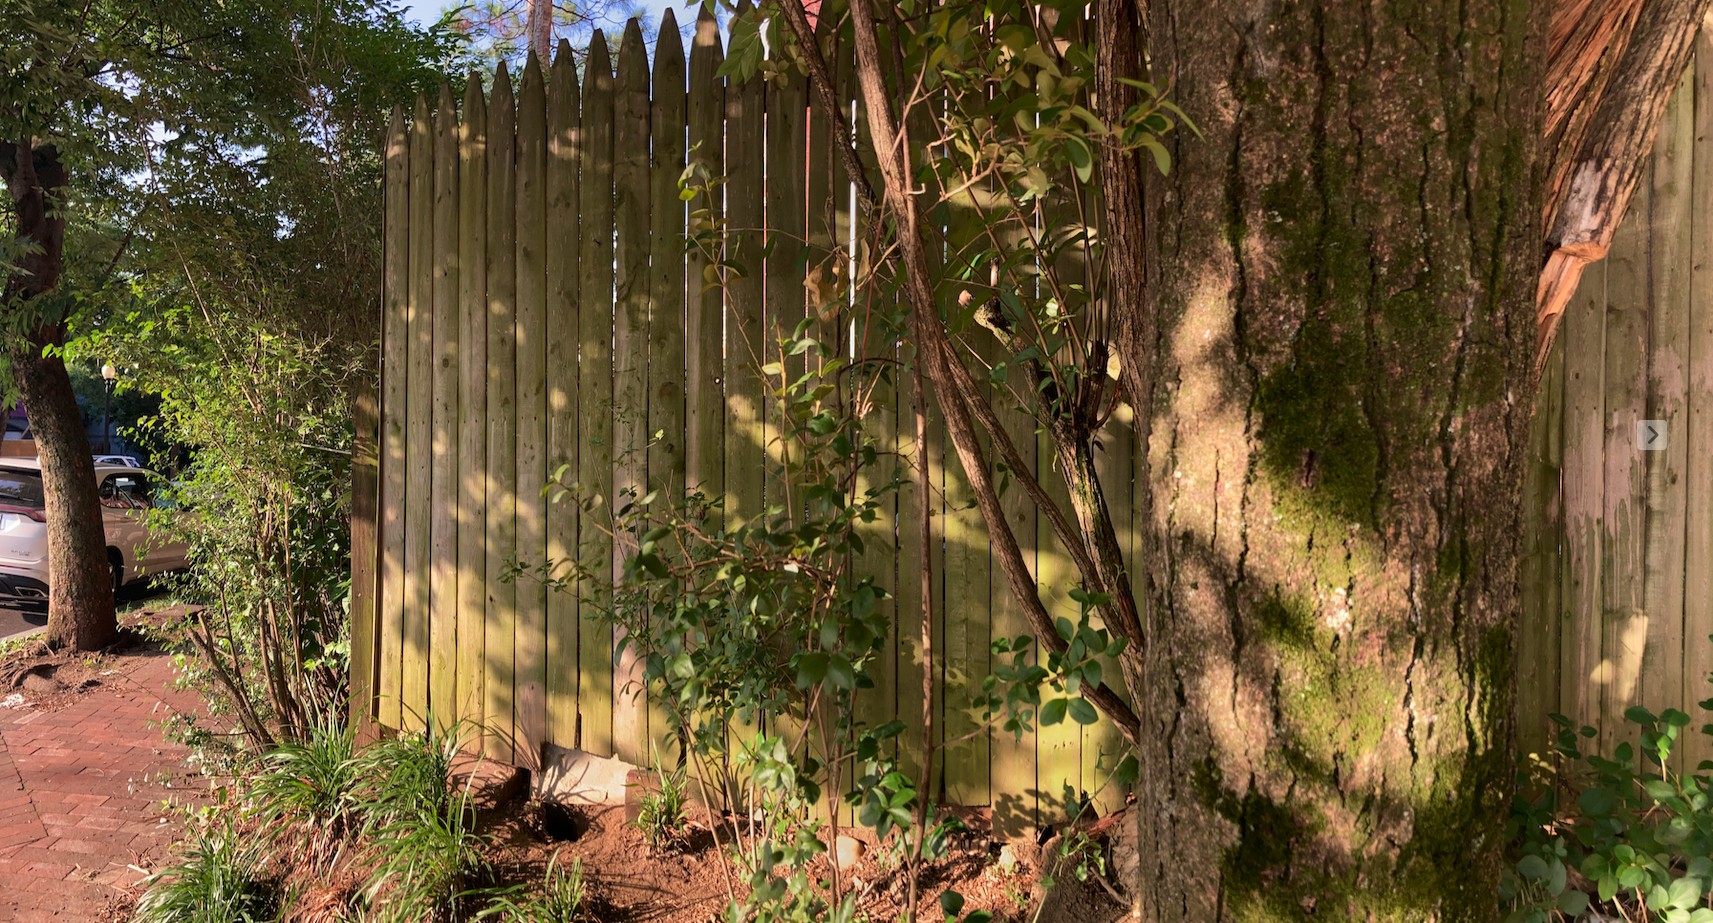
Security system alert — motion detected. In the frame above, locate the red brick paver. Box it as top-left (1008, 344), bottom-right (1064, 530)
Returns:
top-left (0, 652), bottom-right (208, 922)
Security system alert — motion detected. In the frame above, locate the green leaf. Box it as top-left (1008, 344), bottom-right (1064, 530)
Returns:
top-left (1516, 855), bottom-right (1550, 881)
top-left (1627, 705), bottom-right (1659, 728)
top-left (827, 653), bottom-right (857, 691)
top-left (1067, 697), bottom-right (1099, 725)
top-left (940, 890), bottom-right (965, 915)
top-left (1040, 698), bottom-right (1069, 726)
top-left (1578, 786), bottom-right (1617, 817)
top-left (796, 652), bottom-right (829, 689)
top-left (1064, 136), bottom-right (1093, 184)
top-left (1556, 891), bottom-right (1589, 917)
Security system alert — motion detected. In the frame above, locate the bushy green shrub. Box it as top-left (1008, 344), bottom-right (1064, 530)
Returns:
top-left (134, 819), bottom-right (284, 923)
top-left (1511, 663), bottom-right (1713, 923)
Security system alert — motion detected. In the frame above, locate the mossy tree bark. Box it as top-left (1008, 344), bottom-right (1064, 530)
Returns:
top-left (2, 141), bottom-right (118, 652)
top-left (1134, 0), bottom-right (1538, 919)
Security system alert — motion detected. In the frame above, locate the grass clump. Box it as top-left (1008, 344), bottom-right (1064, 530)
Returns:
top-left (628, 754), bottom-right (690, 854)
top-left (133, 818), bottom-right (284, 923)
top-left (478, 851), bottom-right (589, 923)
top-left (354, 721), bottom-right (505, 923)
top-left (248, 713), bottom-right (359, 867)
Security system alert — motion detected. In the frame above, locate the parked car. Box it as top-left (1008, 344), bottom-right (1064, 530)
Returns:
top-left (93, 454), bottom-right (141, 468)
top-left (0, 460), bottom-right (190, 601)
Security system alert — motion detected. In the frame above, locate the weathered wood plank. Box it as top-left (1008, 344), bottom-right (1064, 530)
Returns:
top-left (646, 11), bottom-right (688, 760)
top-left (485, 66), bottom-right (519, 761)
top-left (350, 377), bottom-right (380, 731)
top-left (578, 33), bottom-right (617, 757)
top-left (1035, 431), bottom-right (1081, 819)
top-left (403, 92), bottom-right (434, 732)
top-left (1561, 251), bottom-right (1605, 740)
top-left (515, 53), bottom-right (550, 773)
top-left (545, 40), bottom-right (582, 751)
top-left (1520, 337), bottom-right (1564, 759)
top-left (612, 20), bottom-right (652, 766)
top-left (724, 0), bottom-right (765, 529)
top-left (684, 8), bottom-right (724, 510)
top-left (1683, 34), bottom-right (1713, 773)
top-left (1641, 65), bottom-right (1692, 768)
top-left (764, 69), bottom-right (807, 520)
top-left (939, 196), bottom-right (989, 807)
top-left (379, 105), bottom-right (409, 732)
top-left (988, 329), bottom-right (1039, 838)
top-left (895, 372), bottom-right (930, 788)
top-left (1601, 186), bottom-right (1649, 749)
top-left (430, 84), bottom-right (461, 734)
top-left (457, 77), bottom-right (489, 730)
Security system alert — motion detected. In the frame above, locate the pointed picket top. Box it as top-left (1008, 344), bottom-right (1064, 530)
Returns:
top-left (691, 4), bottom-right (724, 80)
top-left (586, 29), bottom-right (611, 87)
top-left (618, 19), bottom-right (648, 94)
top-left (694, 2), bottom-right (722, 59)
top-left (388, 104), bottom-right (406, 153)
top-left (521, 48), bottom-right (545, 103)
top-left (492, 59), bottom-right (514, 113)
top-left (464, 72), bottom-right (486, 124)
top-left (550, 37), bottom-right (578, 104)
top-left (413, 90), bottom-right (431, 130)
top-left (656, 8), bottom-right (685, 84)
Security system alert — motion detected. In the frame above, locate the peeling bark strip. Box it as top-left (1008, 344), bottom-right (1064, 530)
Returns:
top-left (1, 141), bottom-right (116, 651)
top-left (1535, 0), bottom-right (1713, 365)
top-left (1141, 0), bottom-right (1535, 918)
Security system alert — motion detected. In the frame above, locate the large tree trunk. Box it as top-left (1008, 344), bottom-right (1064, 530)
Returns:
top-left (3, 141), bottom-right (117, 651)
top-left (1133, 1), bottom-right (1538, 918)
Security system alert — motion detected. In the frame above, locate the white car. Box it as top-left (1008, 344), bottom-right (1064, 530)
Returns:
top-left (0, 460), bottom-right (189, 601)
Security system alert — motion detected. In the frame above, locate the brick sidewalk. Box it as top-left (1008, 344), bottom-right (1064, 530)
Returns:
top-left (0, 651), bottom-right (207, 922)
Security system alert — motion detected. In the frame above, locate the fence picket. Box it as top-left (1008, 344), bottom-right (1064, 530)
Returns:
top-left (485, 66), bottom-right (519, 761)
top-left (379, 106), bottom-right (408, 732)
top-left (457, 77), bottom-right (489, 730)
top-left (1641, 67), bottom-right (1694, 771)
top-left (764, 70), bottom-right (807, 517)
top-left (1685, 34), bottom-right (1713, 772)
top-left (545, 40), bottom-right (582, 750)
top-left (515, 54), bottom-right (550, 773)
top-left (1561, 255), bottom-right (1604, 745)
top-left (403, 91), bottom-right (434, 733)
top-left (1601, 191), bottom-right (1650, 750)
top-left (578, 33), bottom-right (617, 757)
top-left (430, 84), bottom-right (461, 733)
top-left (646, 10), bottom-right (688, 759)
top-left (612, 21), bottom-right (652, 766)
top-left (1520, 338), bottom-right (1564, 758)
top-left (724, 0), bottom-right (765, 529)
top-left (684, 8), bottom-right (724, 510)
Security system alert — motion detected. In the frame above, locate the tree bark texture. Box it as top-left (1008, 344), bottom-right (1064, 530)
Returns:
top-left (1137, 1), bottom-right (1538, 919)
top-left (2, 141), bottom-right (117, 651)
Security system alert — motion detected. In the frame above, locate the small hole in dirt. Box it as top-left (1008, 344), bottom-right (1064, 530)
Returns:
top-left (541, 801), bottom-right (586, 842)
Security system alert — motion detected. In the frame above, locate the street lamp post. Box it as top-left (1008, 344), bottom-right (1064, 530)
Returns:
top-left (101, 364), bottom-right (116, 455)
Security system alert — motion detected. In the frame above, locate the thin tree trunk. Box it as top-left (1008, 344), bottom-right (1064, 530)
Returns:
top-left (2, 140), bottom-right (116, 651)
top-left (1133, 1), bottom-right (1537, 918)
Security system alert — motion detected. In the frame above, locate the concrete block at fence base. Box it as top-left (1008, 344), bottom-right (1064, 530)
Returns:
top-left (536, 744), bottom-right (640, 805)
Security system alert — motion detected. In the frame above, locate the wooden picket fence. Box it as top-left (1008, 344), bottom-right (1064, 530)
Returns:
top-left (1519, 41), bottom-right (1713, 771)
top-left (346, 10), bottom-right (1140, 835)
